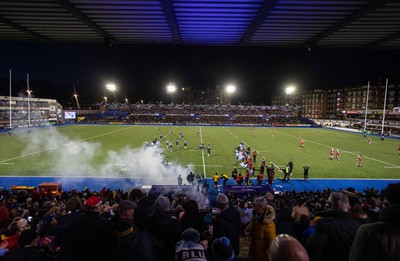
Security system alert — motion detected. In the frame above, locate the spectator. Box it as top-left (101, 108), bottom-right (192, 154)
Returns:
top-left (211, 236), bottom-right (251, 261)
top-left (213, 194), bottom-right (241, 256)
top-left (270, 234), bottom-right (309, 261)
top-left (274, 195), bottom-right (295, 237)
top-left (55, 197), bottom-right (85, 261)
top-left (4, 228), bottom-right (54, 261)
top-left (175, 228), bottom-right (207, 261)
top-left (113, 215), bottom-right (153, 261)
top-left (144, 196), bottom-right (182, 261)
top-left (349, 182), bottom-right (400, 261)
top-left (0, 236), bottom-right (9, 258)
top-left (305, 192), bottom-right (362, 261)
top-left (129, 188), bottom-right (154, 231)
top-left (179, 200), bottom-right (205, 238)
top-left (70, 195), bottom-right (117, 261)
top-left (246, 196), bottom-right (276, 261)
top-left (0, 195), bottom-right (9, 231)
top-left (115, 200), bottom-right (137, 226)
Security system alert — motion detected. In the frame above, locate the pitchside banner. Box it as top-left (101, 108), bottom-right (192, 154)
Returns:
top-left (223, 185), bottom-right (272, 194)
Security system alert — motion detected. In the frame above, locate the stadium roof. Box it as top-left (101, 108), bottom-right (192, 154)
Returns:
top-left (0, 0), bottom-right (399, 49)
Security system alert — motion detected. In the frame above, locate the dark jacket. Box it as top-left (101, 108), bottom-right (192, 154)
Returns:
top-left (133, 197), bottom-right (154, 231)
top-left (349, 204), bottom-right (400, 261)
top-left (113, 220), bottom-right (155, 261)
top-left (70, 211), bottom-right (117, 261)
top-left (54, 210), bottom-right (85, 261)
top-left (305, 211), bottom-right (362, 261)
top-left (180, 212), bottom-right (205, 238)
top-left (144, 211), bottom-right (183, 261)
top-left (213, 206), bottom-right (241, 256)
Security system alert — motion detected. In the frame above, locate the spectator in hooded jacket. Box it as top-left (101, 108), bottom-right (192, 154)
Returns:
top-left (246, 196), bottom-right (276, 261)
top-left (349, 182), bottom-right (400, 261)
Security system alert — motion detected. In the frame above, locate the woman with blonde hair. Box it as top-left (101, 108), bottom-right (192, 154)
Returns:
top-left (246, 196), bottom-right (276, 261)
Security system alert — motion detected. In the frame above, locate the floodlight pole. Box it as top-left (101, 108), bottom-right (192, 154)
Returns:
top-left (73, 85), bottom-right (81, 110)
top-left (381, 78), bottom-right (388, 137)
top-left (363, 81), bottom-right (370, 133)
top-left (225, 84), bottom-right (236, 105)
top-left (27, 74), bottom-right (31, 129)
top-left (9, 69), bottom-right (12, 132)
top-left (167, 83), bottom-right (176, 104)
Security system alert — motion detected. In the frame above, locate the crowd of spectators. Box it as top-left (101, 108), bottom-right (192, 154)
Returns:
top-left (0, 182), bottom-right (398, 261)
top-left (83, 104), bottom-right (307, 126)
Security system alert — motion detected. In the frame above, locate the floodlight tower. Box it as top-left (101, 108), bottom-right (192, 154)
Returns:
top-left (26, 73), bottom-right (32, 129)
top-left (167, 82), bottom-right (177, 104)
top-left (73, 85), bottom-right (81, 110)
top-left (106, 83), bottom-right (118, 103)
top-left (225, 84), bottom-right (236, 105)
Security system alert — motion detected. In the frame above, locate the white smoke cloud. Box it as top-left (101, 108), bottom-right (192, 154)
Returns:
top-left (17, 127), bottom-right (201, 189)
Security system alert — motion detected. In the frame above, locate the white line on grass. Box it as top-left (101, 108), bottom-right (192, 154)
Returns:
top-left (188, 165), bottom-right (223, 167)
top-left (199, 126), bottom-right (206, 178)
top-left (275, 129), bottom-right (400, 169)
top-left (0, 126), bottom-right (136, 164)
top-left (324, 128), bottom-right (398, 144)
top-left (384, 166), bottom-right (400, 169)
top-left (0, 163), bottom-right (14, 165)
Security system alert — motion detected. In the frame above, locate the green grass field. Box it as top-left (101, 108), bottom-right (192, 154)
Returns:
top-left (0, 124), bottom-right (399, 179)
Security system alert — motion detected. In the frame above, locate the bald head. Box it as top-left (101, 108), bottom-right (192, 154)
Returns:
top-left (270, 234), bottom-right (309, 261)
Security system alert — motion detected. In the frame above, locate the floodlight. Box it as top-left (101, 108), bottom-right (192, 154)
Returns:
top-left (167, 83), bottom-right (177, 93)
top-left (285, 86), bottom-right (296, 95)
top-left (106, 83), bottom-right (116, 92)
top-left (226, 84), bottom-right (236, 94)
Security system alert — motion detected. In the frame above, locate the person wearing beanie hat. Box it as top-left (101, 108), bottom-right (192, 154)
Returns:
top-left (175, 228), bottom-right (207, 261)
top-left (85, 195), bottom-right (102, 209)
top-left (212, 237), bottom-right (234, 261)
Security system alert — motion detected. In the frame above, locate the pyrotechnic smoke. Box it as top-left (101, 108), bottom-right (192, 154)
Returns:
top-left (17, 126), bottom-right (197, 188)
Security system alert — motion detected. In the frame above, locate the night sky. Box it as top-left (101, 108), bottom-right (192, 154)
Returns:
top-left (1, 41), bottom-right (399, 105)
